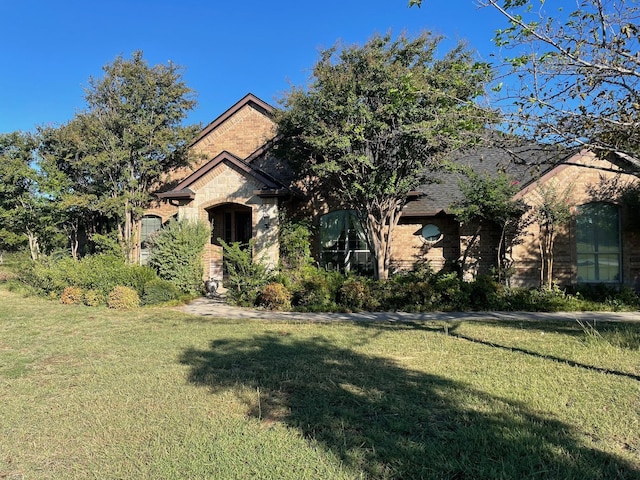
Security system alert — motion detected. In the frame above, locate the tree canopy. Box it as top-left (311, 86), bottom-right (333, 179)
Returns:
top-left (275, 32), bottom-right (494, 279)
top-left (412, 0), bottom-right (640, 172)
top-left (39, 51), bottom-right (199, 262)
top-left (0, 132), bottom-right (61, 259)
top-left (452, 168), bottom-right (527, 283)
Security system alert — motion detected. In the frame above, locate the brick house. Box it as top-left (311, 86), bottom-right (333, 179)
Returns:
top-left (144, 93), bottom-right (640, 290)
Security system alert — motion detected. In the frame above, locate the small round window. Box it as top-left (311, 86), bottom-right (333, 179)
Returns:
top-left (421, 224), bottom-right (442, 243)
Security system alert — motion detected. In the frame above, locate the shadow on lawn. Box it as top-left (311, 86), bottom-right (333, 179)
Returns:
top-left (362, 320), bottom-right (640, 382)
top-left (180, 334), bottom-right (638, 479)
top-left (446, 328), bottom-right (640, 382)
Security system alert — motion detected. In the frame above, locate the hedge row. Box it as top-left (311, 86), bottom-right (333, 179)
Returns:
top-left (18, 254), bottom-right (183, 307)
top-left (251, 269), bottom-right (640, 313)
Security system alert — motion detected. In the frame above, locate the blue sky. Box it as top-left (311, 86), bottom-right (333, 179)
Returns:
top-left (0, 0), bottom-right (507, 134)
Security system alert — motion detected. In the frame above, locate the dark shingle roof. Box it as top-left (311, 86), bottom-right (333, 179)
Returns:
top-left (401, 143), bottom-right (564, 216)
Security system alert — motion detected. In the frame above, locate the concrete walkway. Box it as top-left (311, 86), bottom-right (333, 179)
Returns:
top-left (178, 295), bottom-right (640, 323)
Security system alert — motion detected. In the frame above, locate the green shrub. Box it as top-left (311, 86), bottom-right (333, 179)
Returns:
top-left (220, 239), bottom-right (271, 307)
top-left (432, 272), bottom-right (469, 310)
top-left (90, 233), bottom-right (124, 258)
top-left (107, 286), bottom-right (140, 309)
top-left (60, 286), bottom-right (83, 305)
top-left (127, 265), bottom-right (159, 297)
top-left (258, 282), bottom-right (292, 310)
top-left (291, 267), bottom-right (343, 310)
top-left (337, 278), bottom-right (369, 310)
top-left (20, 254), bottom-right (147, 298)
top-left (148, 219), bottom-right (210, 295)
top-left (142, 279), bottom-right (182, 306)
top-left (74, 255), bottom-right (132, 295)
top-left (468, 275), bottom-right (504, 310)
top-left (83, 289), bottom-right (105, 307)
top-left (279, 219), bottom-right (313, 270)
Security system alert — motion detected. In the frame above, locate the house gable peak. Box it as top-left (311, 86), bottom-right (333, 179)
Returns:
top-left (191, 93), bottom-right (275, 148)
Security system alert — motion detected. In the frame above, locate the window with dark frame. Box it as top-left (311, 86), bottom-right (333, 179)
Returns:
top-left (576, 202), bottom-right (621, 283)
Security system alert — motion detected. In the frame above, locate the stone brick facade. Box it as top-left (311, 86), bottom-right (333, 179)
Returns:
top-left (144, 93), bottom-right (640, 291)
top-left (143, 94), bottom-right (281, 281)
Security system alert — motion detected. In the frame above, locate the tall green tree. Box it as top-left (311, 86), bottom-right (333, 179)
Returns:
top-left (275, 32), bottom-right (494, 279)
top-left (0, 132), bottom-right (60, 259)
top-left (41, 51), bottom-right (199, 262)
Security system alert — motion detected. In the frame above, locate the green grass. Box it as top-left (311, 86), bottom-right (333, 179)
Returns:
top-left (1, 288), bottom-right (639, 479)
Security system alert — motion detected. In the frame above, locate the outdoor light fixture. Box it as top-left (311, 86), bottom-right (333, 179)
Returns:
top-left (263, 214), bottom-right (270, 229)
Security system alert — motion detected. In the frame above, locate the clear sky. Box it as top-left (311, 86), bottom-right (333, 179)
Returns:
top-left (0, 0), bottom-right (507, 134)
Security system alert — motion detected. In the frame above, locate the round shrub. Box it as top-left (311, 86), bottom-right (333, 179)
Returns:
top-left (338, 278), bottom-right (369, 310)
top-left (258, 282), bottom-right (292, 310)
top-left (142, 279), bottom-right (182, 305)
top-left (291, 269), bottom-right (342, 309)
top-left (107, 286), bottom-right (140, 309)
top-left (83, 289), bottom-right (105, 307)
top-left (0, 270), bottom-right (17, 283)
top-left (60, 286), bottom-right (83, 305)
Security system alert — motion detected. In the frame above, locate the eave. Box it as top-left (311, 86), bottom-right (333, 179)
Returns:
top-left (156, 188), bottom-right (196, 200)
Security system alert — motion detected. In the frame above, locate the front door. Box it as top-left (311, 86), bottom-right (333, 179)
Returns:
top-left (221, 211), bottom-right (251, 245)
top-left (207, 204), bottom-right (253, 279)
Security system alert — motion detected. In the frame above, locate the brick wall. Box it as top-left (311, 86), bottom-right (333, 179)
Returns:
top-left (142, 99), bottom-right (280, 281)
top-left (512, 151), bottom-right (640, 288)
top-left (192, 104), bottom-right (275, 166)
top-left (391, 217), bottom-right (460, 273)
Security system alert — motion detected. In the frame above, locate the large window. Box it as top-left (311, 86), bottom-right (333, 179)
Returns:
top-left (320, 210), bottom-right (372, 275)
top-left (140, 215), bottom-right (162, 264)
top-left (576, 202), bottom-right (621, 283)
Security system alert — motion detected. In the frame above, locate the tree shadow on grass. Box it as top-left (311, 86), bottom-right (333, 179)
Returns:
top-left (179, 333), bottom-right (638, 479)
top-left (360, 320), bottom-right (640, 382)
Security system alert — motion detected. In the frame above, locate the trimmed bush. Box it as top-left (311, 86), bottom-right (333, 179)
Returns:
top-left (338, 278), bottom-right (369, 310)
top-left (60, 286), bottom-right (83, 305)
top-left (83, 289), bottom-right (105, 307)
top-left (107, 286), bottom-right (140, 309)
top-left (258, 282), bottom-right (292, 310)
top-left (142, 279), bottom-right (182, 305)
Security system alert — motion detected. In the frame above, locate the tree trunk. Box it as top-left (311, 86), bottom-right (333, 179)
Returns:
top-left (129, 217), bottom-right (142, 264)
top-left (460, 223), bottom-right (482, 281)
top-left (26, 230), bottom-right (40, 261)
top-left (70, 230), bottom-right (79, 260)
top-left (539, 223), bottom-right (556, 289)
top-left (366, 204), bottom-right (401, 281)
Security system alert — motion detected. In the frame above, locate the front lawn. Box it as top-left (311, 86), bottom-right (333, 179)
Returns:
top-left (1, 288), bottom-right (638, 479)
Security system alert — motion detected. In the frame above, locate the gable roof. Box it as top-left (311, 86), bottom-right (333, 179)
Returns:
top-left (191, 93), bottom-right (274, 148)
top-left (157, 150), bottom-right (287, 201)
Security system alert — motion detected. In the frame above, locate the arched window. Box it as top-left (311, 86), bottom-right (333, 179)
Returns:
top-left (576, 203), bottom-right (620, 283)
top-left (320, 210), bottom-right (372, 275)
top-left (140, 215), bottom-right (162, 264)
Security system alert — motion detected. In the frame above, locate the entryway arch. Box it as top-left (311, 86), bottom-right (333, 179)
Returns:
top-left (208, 203), bottom-right (253, 246)
top-left (206, 202), bottom-right (253, 280)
